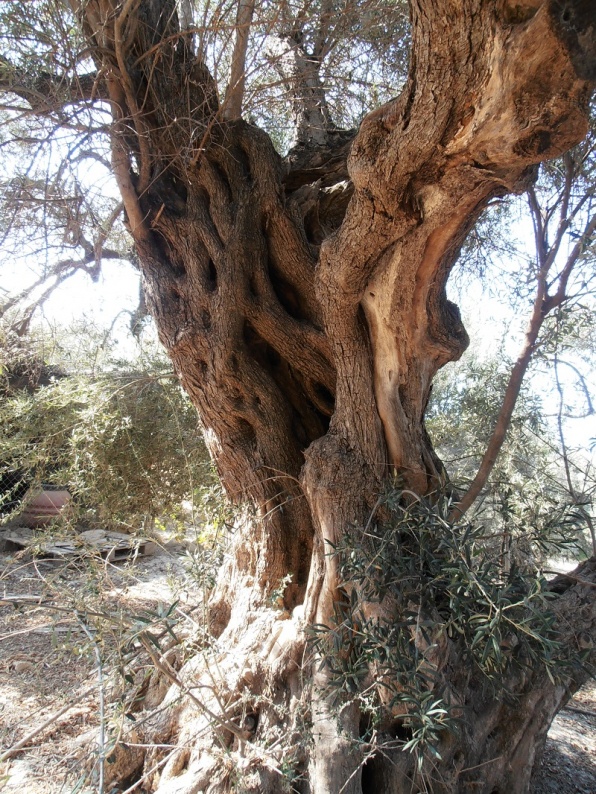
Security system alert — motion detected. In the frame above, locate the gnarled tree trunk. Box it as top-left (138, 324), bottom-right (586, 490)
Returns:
top-left (69, 1), bottom-right (596, 792)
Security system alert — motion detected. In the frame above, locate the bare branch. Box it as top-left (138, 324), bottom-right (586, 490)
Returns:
top-left (94, 202), bottom-right (124, 271)
top-left (452, 118), bottom-right (596, 518)
top-left (112, 0), bottom-right (152, 194)
top-left (554, 347), bottom-right (596, 555)
top-left (451, 268), bottom-right (549, 520)
top-left (0, 247), bottom-right (124, 330)
top-left (223, 0), bottom-right (255, 121)
top-left (546, 208), bottom-right (596, 311)
top-left (553, 358), bottom-right (595, 417)
top-left (0, 56), bottom-right (107, 113)
top-left (527, 185), bottom-right (547, 265)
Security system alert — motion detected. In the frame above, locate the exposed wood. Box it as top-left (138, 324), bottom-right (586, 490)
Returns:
top-left (1, 527), bottom-right (156, 561)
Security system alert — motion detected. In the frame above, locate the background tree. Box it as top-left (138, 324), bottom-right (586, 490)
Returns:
top-left (1, 2), bottom-right (596, 793)
top-left (429, 112), bottom-right (596, 560)
top-left (0, 323), bottom-right (212, 530)
top-left (428, 351), bottom-right (593, 571)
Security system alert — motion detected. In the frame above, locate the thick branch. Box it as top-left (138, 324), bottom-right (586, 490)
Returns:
top-left (270, 33), bottom-right (334, 146)
top-left (309, 0), bottom-right (596, 495)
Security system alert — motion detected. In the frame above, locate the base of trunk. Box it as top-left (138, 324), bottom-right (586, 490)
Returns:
top-left (98, 549), bottom-right (595, 794)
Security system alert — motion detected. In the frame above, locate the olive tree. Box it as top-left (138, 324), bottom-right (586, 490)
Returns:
top-left (1, 2), bottom-right (595, 792)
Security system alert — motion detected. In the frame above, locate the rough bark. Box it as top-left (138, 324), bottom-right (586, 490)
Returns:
top-left (59, 1), bottom-right (596, 792)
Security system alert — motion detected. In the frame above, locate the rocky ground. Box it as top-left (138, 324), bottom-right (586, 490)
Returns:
top-left (0, 530), bottom-right (593, 793)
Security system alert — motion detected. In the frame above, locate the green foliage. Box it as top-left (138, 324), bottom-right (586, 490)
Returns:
top-left (0, 327), bottom-right (212, 531)
top-left (310, 486), bottom-right (579, 764)
top-left (427, 353), bottom-right (544, 475)
top-left (178, 473), bottom-right (240, 590)
top-left (427, 349), bottom-right (594, 560)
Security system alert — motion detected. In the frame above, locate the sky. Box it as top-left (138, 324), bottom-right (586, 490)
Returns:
top-left (447, 274), bottom-right (596, 459)
top-left (0, 0), bottom-right (591, 464)
top-left (36, 261), bottom-right (140, 343)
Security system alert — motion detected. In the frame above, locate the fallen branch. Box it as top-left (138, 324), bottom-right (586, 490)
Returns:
top-left (561, 704), bottom-right (596, 719)
top-left (543, 570), bottom-right (596, 589)
top-left (0, 686), bottom-right (96, 762)
top-left (0, 594), bottom-right (44, 603)
top-left (79, 619), bottom-right (106, 794)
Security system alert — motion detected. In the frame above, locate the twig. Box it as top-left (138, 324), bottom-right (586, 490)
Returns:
top-left (0, 620), bottom-right (77, 642)
top-left (119, 744), bottom-right (179, 794)
top-left (79, 619), bottom-right (105, 794)
top-left (553, 348), bottom-right (596, 556)
top-left (561, 705), bottom-right (596, 718)
top-left (0, 594), bottom-right (45, 603)
top-left (459, 754), bottom-right (504, 774)
top-left (138, 632), bottom-right (246, 740)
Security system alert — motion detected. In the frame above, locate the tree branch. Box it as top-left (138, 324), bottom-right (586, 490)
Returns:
top-left (223, 0), bottom-right (255, 121)
top-left (450, 279), bottom-right (549, 520)
top-left (0, 56), bottom-right (107, 113)
top-left (546, 207), bottom-right (596, 311)
top-left (453, 182), bottom-right (596, 520)
top-left (554, 344), bottom-right (596, 556)
top-left (112, 0), bottom-right (152, 195)
top-left (0, 247), bottom-right (125, 330)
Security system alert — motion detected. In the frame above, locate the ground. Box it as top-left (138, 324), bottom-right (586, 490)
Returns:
top-left (531, 686), bottom-right (596, 794)
top-left (0, 531), bottom-right (593, 794)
